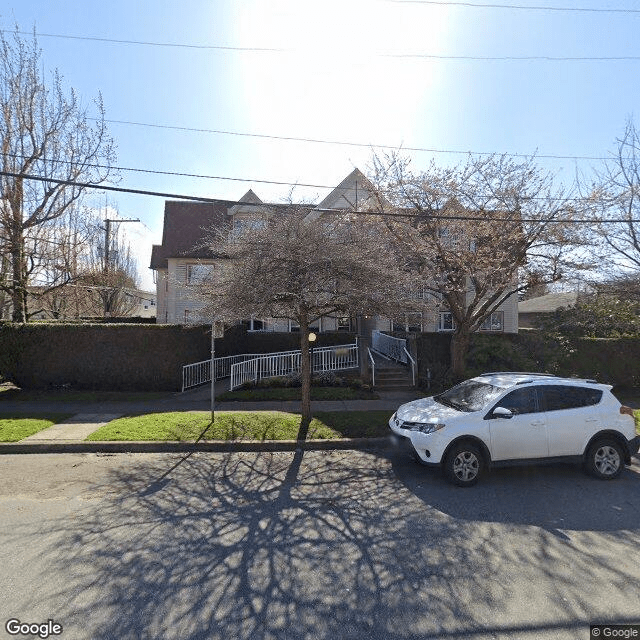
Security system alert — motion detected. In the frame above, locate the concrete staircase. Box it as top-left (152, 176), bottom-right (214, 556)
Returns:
top-left (371, 351), bottom-right (414, 391)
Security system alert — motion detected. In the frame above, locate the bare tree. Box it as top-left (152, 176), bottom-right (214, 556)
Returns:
top-left (368, 153), bottom-right (586, 378)
top-left (194, 204), bottom-right (397, 423)
top-left (34, 210), bottom-right (141, 318)
top-left (0, 27), bottom-right (116, 321)
top-left (587, 119), bottom-right (640, 279)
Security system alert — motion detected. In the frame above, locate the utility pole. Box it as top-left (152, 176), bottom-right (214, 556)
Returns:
top-left (101, 217), bottom-right (140, 317)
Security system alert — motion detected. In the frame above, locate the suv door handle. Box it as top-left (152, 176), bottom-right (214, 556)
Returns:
top-left (585, 418), bottom-right (599, 423)
top-left (530, 420), bottom-right (545, 426)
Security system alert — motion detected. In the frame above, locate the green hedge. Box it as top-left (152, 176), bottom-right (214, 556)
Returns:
top-left (0, 324), bottom-right (357, 391)
top-left (415, 331), bottom-right (640, 389)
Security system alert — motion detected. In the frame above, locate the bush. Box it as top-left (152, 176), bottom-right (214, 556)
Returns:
top-left (415, 330), bottom-right (640, 389)
top-left (535, 300), bottom-right (640, 337)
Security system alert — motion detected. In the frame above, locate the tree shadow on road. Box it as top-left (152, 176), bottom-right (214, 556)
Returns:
top-left (8, 446), bottom-right (640, 639)
top-left (9, 446), bottom-right (506, 640)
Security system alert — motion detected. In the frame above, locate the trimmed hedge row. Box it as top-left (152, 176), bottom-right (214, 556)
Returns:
top-left (0, 324), bottom-right (356, 391)
top-left (415, 332), bottom-right (640, 389)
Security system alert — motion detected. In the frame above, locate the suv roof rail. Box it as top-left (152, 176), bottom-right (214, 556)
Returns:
top-left (480, 371), bottom-right (556, 377)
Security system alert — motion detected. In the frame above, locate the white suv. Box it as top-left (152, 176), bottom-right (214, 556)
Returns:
top-left (389, 372), bottom-right (640, 487)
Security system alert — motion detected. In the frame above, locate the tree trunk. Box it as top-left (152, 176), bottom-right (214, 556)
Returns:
top-left (299, 315), bottom-right (311, 424)
top-left (450, 329), bottom-right (470, 380)
top-left (10, 236), bottom-right (26, 323)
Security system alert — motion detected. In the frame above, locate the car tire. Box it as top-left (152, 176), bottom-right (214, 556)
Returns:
top-left (444, 442), bottom-right (484, 487)
top-left (585, 438), bottom-right (625, 480)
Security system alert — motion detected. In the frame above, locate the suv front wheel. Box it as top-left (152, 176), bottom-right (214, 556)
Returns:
top-left (585, 438), bottom-right (625, 480)
top-left (444, 442), bottom-right (484, 487)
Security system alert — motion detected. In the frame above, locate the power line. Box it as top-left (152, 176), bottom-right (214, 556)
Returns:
top-left (3, 150), bottom-right (334, 189)
top-left (389, 1), bottom-right (640, 13)
top-left (5, 29), bottom-right (640, 62)
top-left (97, 117), bottom-right (611, 161)
top-left (3, 169), bottom-right (639, 224)
top-left (386, 54), bottom-right (640, 61)
top-left (4, 30), bottom-right (287, 52)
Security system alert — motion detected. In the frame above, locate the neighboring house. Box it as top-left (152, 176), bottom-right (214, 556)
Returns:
top-left (150, 168), bottom-right (518, 334)
top-left (518, 291), bottom-right (578, 328)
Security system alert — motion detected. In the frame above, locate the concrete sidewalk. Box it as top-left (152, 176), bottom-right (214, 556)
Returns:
top-left (0, 385), bottom-right (421, 454)
top-left (21, 413), bottom-right (123, 443)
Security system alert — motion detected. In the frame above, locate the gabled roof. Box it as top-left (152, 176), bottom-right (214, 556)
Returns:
top-left (149, 169), bottom-right (373, 270)
top-left (228, 189), bottom-right (264, 216)
top-left (150, 199), bottom-right (234, 270)
top-left (518, 291), bottom-right (579, 313)
top-left (316, 168), bottom-right (374, 210)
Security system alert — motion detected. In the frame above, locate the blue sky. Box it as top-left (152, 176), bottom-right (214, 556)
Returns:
top-left (2, 0), bottom-right (640, 290)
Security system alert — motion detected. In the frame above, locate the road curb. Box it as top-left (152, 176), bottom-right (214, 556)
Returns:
top-left (0, 437), bottom-right (393, 455)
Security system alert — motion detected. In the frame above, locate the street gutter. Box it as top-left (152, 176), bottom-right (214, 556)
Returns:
top-left (0, 437), bottom-right (392, 455)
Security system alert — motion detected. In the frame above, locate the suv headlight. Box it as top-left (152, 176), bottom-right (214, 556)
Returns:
top-left (414, 423), bottom-right (446, 434)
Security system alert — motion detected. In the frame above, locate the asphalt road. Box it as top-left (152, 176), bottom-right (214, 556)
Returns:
top-left (1, 449), bottom-right (639, 640)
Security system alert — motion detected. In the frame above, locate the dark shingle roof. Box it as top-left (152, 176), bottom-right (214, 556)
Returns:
top-left (149, 199), bottom-right (234, 269)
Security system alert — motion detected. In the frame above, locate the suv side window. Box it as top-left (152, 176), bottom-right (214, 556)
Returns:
top-left (492, 388), bottom-right (539, 416)
top-left (541, 385), bottom-right (603, 411)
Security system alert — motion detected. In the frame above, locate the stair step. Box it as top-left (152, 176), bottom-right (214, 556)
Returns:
top-left (376, 373), bottom-right (412, 381)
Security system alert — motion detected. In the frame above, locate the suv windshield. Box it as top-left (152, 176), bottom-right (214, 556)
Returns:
top-left (434, 380), bottom-right (504, 412)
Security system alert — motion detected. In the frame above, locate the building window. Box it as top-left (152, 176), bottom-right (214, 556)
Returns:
top-left (184, 310), bottom-right (191, 323)
top-left (337, 316), bottom-right (352, 332)
top-left (438, 312), bottom-right (456, 332)
top-left (243, 317), bottom-right (270, 331)
top-left (479, 311), bottom-right (504, 332)
top-left (393, 313), bottom-right (423, 332)
top-left (186, 263), bottom-right (214, 284)
top-left (232, 217), bottom-right (266, 238)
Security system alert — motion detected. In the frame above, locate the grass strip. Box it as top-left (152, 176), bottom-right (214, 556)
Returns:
top-left (0, 414), bottom-right (74, 442)
top-left (86, 410), bottom-right (392, 442)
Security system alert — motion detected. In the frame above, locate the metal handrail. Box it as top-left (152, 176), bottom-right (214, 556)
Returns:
top-left (403, 347), bottom-right (416, 387)
top-left (229, 342), bottom-right (359, 390)
top-left (368, 347), bottom-right (375, 388)
top-left (372, 330), bottom-right (408, 364)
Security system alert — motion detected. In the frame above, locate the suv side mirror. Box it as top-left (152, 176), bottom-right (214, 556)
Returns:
top-left (492, 407), bottom-right (513, 419)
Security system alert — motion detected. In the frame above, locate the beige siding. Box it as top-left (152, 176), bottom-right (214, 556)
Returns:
top-left (500, 293), bottom-right (519, 334)
top-left (155, 269), bottom-right (169, 324)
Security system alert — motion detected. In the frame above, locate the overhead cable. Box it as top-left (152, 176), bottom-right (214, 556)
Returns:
top-left (3, 169), bottom-right (639, 224)
top-left (4, 29), bottom-right (639, 62)
top-left (96, 117), bottom-right (610, 161)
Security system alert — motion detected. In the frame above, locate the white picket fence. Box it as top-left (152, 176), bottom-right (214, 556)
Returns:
top-left (182, 342), bottom-right (359, 392)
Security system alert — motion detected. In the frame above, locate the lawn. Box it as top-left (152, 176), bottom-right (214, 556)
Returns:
top-left (86, 410), bottom-right (392, 441)
top-left (217, 387), bottom-right (378, 401)
top-left (0, 414), bottom-right (73, 442)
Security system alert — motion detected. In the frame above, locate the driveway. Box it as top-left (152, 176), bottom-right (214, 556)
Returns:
top-left (0, 449), bottom-right (638, 639)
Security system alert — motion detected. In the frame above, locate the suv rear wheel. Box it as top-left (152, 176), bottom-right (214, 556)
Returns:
top-left (585, 438), bottom-right (625, 480)
top-left (444, 442), bottom-right (484, 487)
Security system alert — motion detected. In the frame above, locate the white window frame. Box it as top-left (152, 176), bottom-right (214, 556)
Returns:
top-left (336, 316), bottom-right (352, 332)
top-left (438, 311), bottom-right (456, 332)
top-left (479, 311), bottom-right (504, 332)
top-left (186, 263), bottom-right (214, 285)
